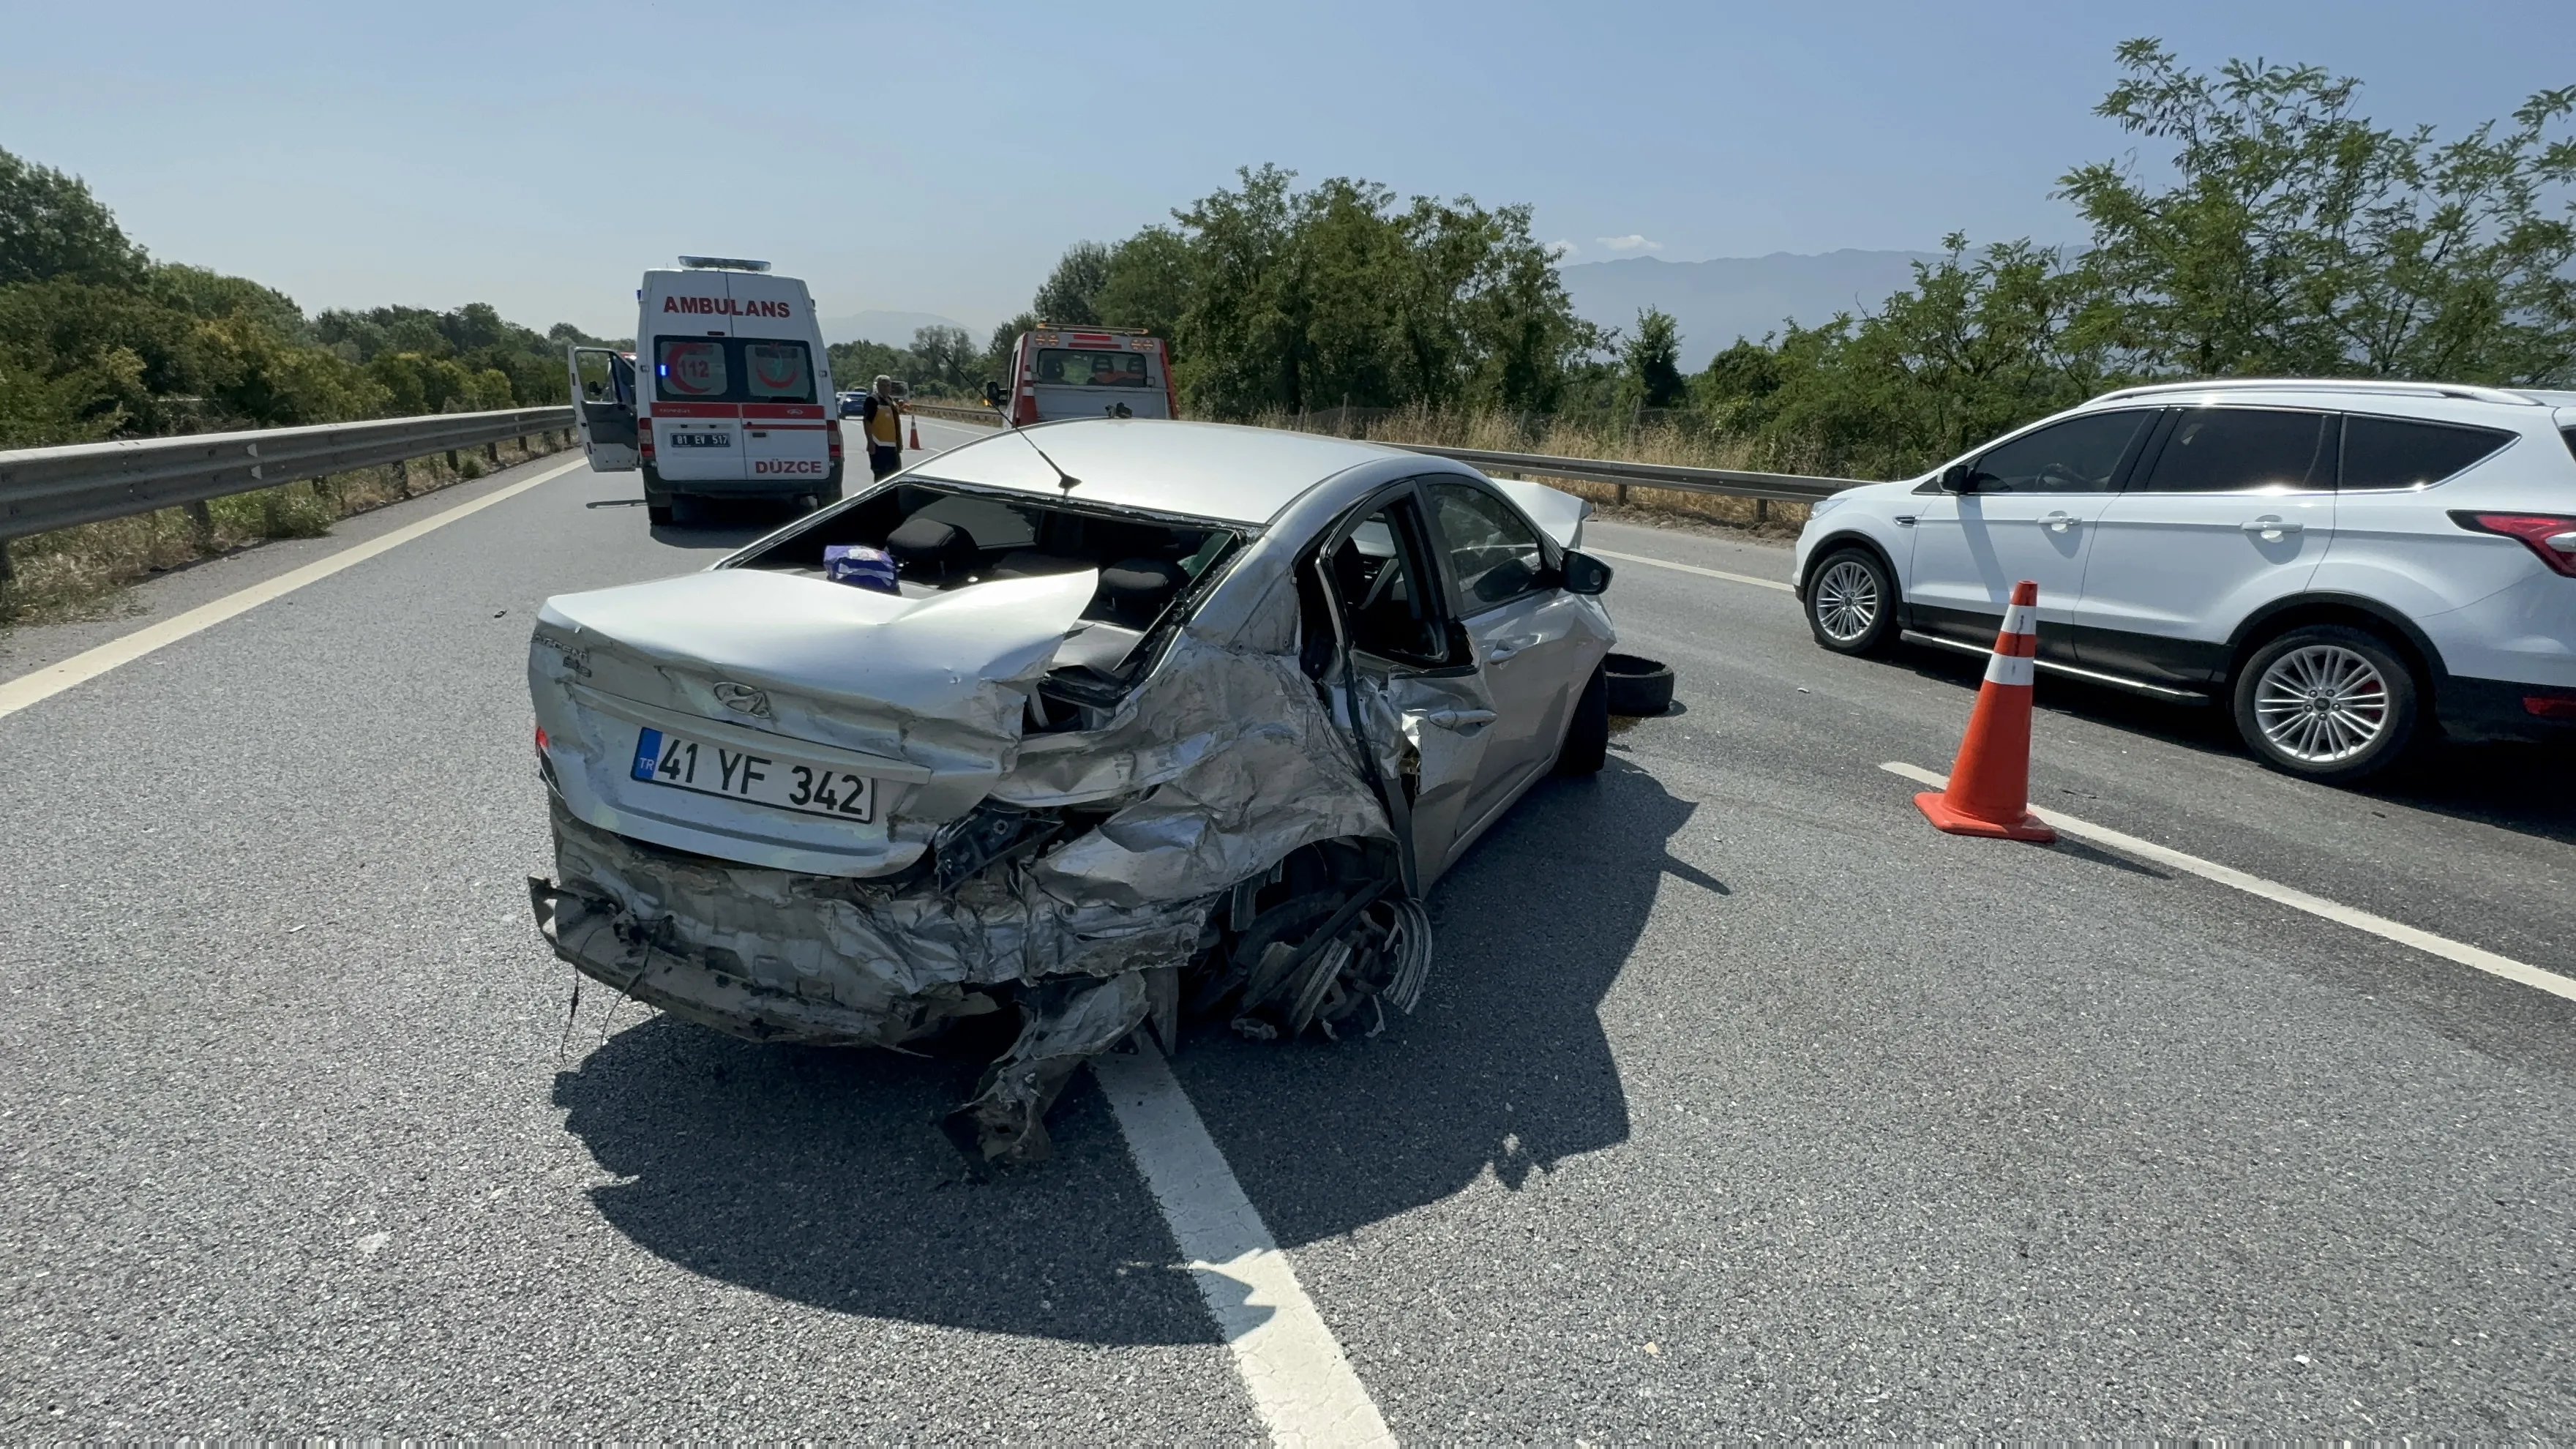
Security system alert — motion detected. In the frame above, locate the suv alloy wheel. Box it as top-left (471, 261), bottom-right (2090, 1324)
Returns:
top-left (1805, 547), bottom-right (1897, 655)
top-left (2230, 624), bottom-right (2422, 783)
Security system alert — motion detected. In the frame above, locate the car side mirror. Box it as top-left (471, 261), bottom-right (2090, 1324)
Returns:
top-left (1940, 463), bottom-right (1976, 493)
top-left (981, 380), bottom-right (1005, 408)
top-left (1559, 549), bottom-right (1614, 596)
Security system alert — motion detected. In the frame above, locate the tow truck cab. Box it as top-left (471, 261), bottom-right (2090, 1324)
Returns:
top-left (1003, 326), bottom-right (1177, 425)
top-left (574, 257), bottom-right (842, 525)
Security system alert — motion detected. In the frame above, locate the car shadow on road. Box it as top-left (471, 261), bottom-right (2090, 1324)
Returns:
top-left (1165, 755), bottom-right (1688, 1246)
top-left (1898, 644), bottom-right (2576, 847)
top-left (549, 757), bottom-right (1688, 1343)
top-left (553, 1019), bottom-right (1223, 1345)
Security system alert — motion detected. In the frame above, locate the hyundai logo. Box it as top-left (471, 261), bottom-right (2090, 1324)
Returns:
top-left (713, 682), bottom-right (771, 717)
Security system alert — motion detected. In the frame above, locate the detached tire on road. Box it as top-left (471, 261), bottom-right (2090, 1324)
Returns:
top-left (1556, 664), bottom-right (1609, 776)
top-left (1603, 653), bottom-right (1674, 716)
top-left (2230, 624), bottom-right (2422, 784)
top-left (1805, 547), bottom-right (1897, 656)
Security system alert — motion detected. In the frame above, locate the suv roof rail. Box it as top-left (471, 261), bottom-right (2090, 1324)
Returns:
top-left (2093, 378), bottom-right (2540, 407)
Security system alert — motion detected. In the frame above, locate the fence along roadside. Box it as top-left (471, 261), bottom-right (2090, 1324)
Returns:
top-left (0, 407), bottom-right (576, 583)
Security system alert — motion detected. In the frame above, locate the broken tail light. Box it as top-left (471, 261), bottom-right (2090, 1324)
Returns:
top-left (2451, 512), bottom-right (2576, 577)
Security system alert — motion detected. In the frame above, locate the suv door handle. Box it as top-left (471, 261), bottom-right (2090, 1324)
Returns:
top-left (1415, 708), bottom-right (1497, 730)
top-left (2242, 516), bottom-right (2304, 541)
top-left (2040, 510), bottom-right (2080, 533)
top-left (1485, 634), bottom-right (1541, 663)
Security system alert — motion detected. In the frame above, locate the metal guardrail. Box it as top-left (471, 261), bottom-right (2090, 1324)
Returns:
top-left (1379, 443), bottom-right (1868, 504)
top-left (892, 403), bottom-right (1871, 506)
top-left (0, 406), bottom-right (575, 548)
top-left (904, 402), bottom-right (1007, 426)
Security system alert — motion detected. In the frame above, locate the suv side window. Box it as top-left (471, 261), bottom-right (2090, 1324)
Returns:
top-left (1426, 481), bottom-right (1546, 613)
top-left (2340, 413), bottom-right (2515, 490)
top-left (2137, 408), bottom-right (2334, 493)
top-left (1967, 411), bottom-right (2152, 493)
top-left (1325, 497), bottom-right (1451, 667)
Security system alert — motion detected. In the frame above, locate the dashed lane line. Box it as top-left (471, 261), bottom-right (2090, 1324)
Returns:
top-left (0, 458), bottom-right (586, 723)
top-left (1882, 761), bottom-right (2576, 1004)
top-left (1093, 1043), bottom-right (1396, 1448)
top-left (1587, 546), bottom-right (1794, 594)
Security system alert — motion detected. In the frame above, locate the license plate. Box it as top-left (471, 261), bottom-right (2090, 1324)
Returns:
top-left (629, 727), bottom-right (875, 822)
top-left (668, 430), bottom-right (732, 448)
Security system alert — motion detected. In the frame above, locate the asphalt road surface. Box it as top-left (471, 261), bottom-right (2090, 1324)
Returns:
top-left (4, 418), bottom-right (2571, 1439)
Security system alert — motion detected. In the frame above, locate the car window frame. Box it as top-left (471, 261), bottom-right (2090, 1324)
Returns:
top-left (1962, 408), bottom-right (2164, 496)
top-left (2121, 404), bottom-right (2340, 496)
top-left (2334, 409), bottom-right (2520, 493)
top-left (1419, 475), bottom-right (1557, 618)
top-left (1314, 481), bottom-right (1469, 673)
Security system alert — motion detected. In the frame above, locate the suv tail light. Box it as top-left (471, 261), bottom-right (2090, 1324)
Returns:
top-left (2451, 512), bottom-right (2576, 577)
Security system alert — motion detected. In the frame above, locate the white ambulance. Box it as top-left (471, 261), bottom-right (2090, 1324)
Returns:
top-left (569, 257), bottom-right (842, 525)
top-left (996, 325), bottom-right (1177, 425)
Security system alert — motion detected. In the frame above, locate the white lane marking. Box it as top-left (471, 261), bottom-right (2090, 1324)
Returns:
top-left (1093, 1043), bottom-right (1395, 1448)
top-left (1882, 760), bottom-right (2576, 1003)
top-left (0, 457), bottom-right (585, 722)
top-left (1587, 546), bottom-right (1793, 594)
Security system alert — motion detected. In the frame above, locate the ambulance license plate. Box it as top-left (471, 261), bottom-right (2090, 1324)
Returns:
top-left (668, 431), bottom-right (731, 448)
top-left (630, 727), bottom-right (875, 822)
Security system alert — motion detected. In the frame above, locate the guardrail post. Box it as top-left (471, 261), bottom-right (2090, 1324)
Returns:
top-left (392, 458), bottom-right (411, 498)
top-left (0, 538), bottom-right (13, 589)
top-left (1755, 498), bottom-right (1769, 524)
top-left (184, 499), bottom-right (216, 548)
top-left (1614, 483), bottom-right (1628, 506)
top-left (446, 449), bottom-right (460, 472)
top-left (485, 440), bottom-right (501, 465)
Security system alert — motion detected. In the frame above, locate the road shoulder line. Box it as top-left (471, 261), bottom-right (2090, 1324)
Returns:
top-left (1587, 546), bottom-right (1794, 594)
top-left (0, 458), bottom-right (585, 722)
top-left (1882, 760), bottom-right (2576, 1003)
top-left (1093, 1044), bottom-right (1395, 1448)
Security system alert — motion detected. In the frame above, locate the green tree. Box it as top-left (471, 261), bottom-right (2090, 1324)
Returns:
top-left (1621, 307), bottom-right (1687, 409)
top-left (0, 147), bottom-right (147, 288)
top-left (2062, 39), bottom-right (2576, 383)
top-left (1033, 241), bottom-right (1112, 326)
top-left (1094, 228), bottom-right (1194, 342)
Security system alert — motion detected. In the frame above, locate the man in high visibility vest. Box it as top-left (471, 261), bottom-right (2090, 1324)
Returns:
top-left (858, 375), bottom-right (905, 480)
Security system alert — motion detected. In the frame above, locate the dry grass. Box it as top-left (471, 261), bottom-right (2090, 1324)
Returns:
top-left (1264, 404), bottom-right (1821, 539)
top-left (0, 433), bottom-right (569, 629)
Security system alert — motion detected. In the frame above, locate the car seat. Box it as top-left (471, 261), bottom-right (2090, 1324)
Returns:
top-left (886, 515), bottom-right (980, 583)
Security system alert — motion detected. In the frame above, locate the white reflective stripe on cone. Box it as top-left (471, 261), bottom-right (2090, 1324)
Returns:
top-left (1999, 602), bottom-right (2038, 637)
top-left (1984, 651), bottom-right (2037, 687)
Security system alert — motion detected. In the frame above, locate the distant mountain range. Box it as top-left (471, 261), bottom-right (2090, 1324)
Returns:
top-left (1558, 250), bottom-right (1938, 370)
top-left (818, 309), bottom-right (973, 347)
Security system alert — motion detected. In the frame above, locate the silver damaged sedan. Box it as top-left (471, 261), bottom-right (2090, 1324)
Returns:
top-left (526, 419), bottom-right (1619, 1160)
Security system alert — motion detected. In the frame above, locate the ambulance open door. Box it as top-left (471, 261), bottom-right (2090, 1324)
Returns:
top-left (566, 345), bottom-right (640, 472)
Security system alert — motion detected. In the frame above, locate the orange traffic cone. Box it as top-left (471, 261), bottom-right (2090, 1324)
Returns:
top-left (1915, 579), bottom-right (2056, 842)
top-left (907, 420), bottom-right (922, 450)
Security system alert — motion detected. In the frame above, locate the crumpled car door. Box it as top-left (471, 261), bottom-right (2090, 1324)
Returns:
top-left (1315, 487), bottom-right (1499, 891)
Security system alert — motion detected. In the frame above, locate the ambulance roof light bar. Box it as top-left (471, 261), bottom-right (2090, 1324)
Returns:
top-left (678, 255), bottom-right (772, 272)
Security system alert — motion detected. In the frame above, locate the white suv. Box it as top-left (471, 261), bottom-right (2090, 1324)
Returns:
top-left (1791, 379), bottom-right (2576, 782)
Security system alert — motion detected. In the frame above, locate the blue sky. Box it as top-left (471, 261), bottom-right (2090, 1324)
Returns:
top-left (4, 0), bottom-right (2566, 337)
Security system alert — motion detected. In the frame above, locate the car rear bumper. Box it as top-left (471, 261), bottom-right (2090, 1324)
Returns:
top-left (528, 802), bottom-right (1205, 1046)
top-left (2435, 675), bottom-right (2576, 744)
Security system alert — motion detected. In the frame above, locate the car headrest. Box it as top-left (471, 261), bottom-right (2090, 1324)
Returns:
top-left (1098, 557), bottom-right (1187, 626)
top-left (886, 515), bottom-right (978, 580)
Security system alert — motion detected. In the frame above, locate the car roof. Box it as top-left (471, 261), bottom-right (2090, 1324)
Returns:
top-left (905, 419), bottom-right (1411, 526)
